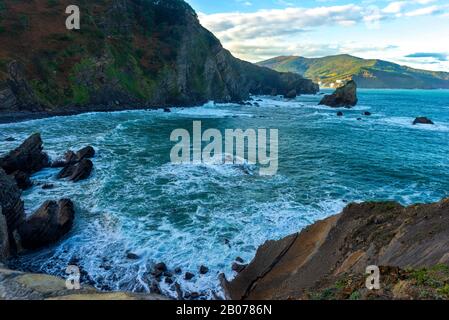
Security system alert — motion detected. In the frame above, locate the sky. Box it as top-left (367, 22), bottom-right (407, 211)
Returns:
top-left (185, 0), bottom-right (449, 72)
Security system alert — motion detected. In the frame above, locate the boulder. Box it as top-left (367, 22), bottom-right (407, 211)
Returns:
top-left (413, 117), bottom-right (434, 125)
top-left (337, 111), bottom-right (343, 117)
top-left (154, 262), bottom-right (167, 272)
top-left (184, 272), bottom-right (195, 280)
top-left (363, 111), bottom-right (372, 116)
top-left (52, 147), bottom-right (95, 168)
top-left (319, 80), bottom-right (358, 108)
top-left (76, 146), bottom-right (95, 161)
top-left (57, 159), bottom-right (93, 182)
top-left (199, 265), bottom-right (209, 274)
top-left (284, 89), bottom-right (297, 99)
top-left (0, 133), bottom-right (49, 189)
top-left (18, 199), bottom-right (75, 250)
top-left (0, 133), bottom-right (49, 175)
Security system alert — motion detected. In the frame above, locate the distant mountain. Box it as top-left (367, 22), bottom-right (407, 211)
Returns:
top-left (258, 54), bottom-right (449, 89)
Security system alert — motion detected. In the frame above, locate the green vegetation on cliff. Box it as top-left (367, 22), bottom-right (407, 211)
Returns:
top-left (0, 0), bottom-right (317, 113)
top-left (258, 54), bottom-right (449, 89)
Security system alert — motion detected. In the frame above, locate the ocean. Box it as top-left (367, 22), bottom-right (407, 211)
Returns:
top-left (1, 89), bottom-right (449, 299)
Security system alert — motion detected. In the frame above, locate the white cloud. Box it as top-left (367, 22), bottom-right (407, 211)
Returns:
top-left (382, 1), bottom-right (408, 14)
top-left (199, 5), bottom-right (366, 42)
top-left (405, 5), bottom-right (445, 16)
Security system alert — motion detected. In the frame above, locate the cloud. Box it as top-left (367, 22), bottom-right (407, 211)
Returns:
top-left (199, 5), bottom-right (366, 42)
top-left (405, 5), bottom-right (446, 16)
top-left (405, 52), bottom-right (448, 61)
top-left (382, 1), bottom-right (408, 14)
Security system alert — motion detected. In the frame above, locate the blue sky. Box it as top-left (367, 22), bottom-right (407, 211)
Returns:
top-left (185, 0), bottom-right (449, 71)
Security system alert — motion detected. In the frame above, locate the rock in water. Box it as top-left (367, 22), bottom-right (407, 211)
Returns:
top-left (199, 265), bottom-right (209, 274)
top-left (57, 159), bottom-right (93, 182)
top-left (0, 133), bottom-right (49, 175)
top-left (337, 111), bottom-right (344, 117)
top-left (284, 89), bottom-right (297, 99)
top-left (18, 199), bottom-right (75, 250)
top-left (0, 168), bottom-right (25, 231)
top-left (319, 80), bottom-right (358, 108)
top-left (70, 159), bottom-right (93, 182)
top-left (76, 146), bottom-right (95, 161)
top-left (413, 117), bottom-right (434, 125)
top-left (52, 147), bottom-right (95, 168)
top-left (0, 133), bottom-right (49, 189)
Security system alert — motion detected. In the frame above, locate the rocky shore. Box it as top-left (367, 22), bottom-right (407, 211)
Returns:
top-left (222, 200), bottom-right (449, 300)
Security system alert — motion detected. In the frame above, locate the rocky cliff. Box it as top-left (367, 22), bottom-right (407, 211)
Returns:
top-left (0, 0), bottom-right (318, 115)
top-left (222, 200), bottom-right (449, 300)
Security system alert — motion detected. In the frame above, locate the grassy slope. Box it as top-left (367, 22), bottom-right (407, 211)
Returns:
top-left (258, 54), bottom-right (449, 89)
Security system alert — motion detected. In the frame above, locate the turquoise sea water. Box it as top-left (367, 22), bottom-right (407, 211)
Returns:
top-left (1, 89), bottom-right (449, 298)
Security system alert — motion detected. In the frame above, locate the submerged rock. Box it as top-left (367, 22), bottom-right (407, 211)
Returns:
top-left (337, 111), bottom-right (343, 117)
top-left (413, 117), bottom-right (434, 125)
top-left (184, 272), bottom-right (195, 280)
top-left (154, 262), bottom-right (167, 272)
top-left (126, 252), bottom-right (140, 260)
top-left (319, 80), bottom-right (358, 108)
top-left (363, 111), bottom-right (372, 116)
top-left (199, 265), bottom-right (209, 275)
top-left (18, 199), bottom-right (75, 250)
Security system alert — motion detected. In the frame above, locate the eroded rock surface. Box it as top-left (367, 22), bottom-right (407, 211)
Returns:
top-left (223, 199), bottom-right (449, 300)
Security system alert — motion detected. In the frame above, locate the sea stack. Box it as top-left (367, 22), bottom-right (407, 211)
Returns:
top-left (319, 80), bottom-right (358, 108)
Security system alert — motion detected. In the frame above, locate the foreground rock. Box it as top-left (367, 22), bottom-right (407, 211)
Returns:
top-left (0, 168), bottom-right (25, 233)
top-left (18, 199), bottom-right (75, 250)
top-left (222, 199), bottom-right (449, 300)
top-left (0, 267), bottom-right (169, 300)
top-left (413, 117), bottom-right (434, 125)
top-left (0, 210), bottom-right (9, 261)
top-left (319, 80), bottom-right (358, 108)
top-left (0, 133), bottom-right (50, 190)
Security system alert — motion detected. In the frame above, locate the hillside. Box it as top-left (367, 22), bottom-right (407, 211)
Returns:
top-left (0, 0), bottom-right (318, 114)
top-left (258, 54), bottom-right (449, 89)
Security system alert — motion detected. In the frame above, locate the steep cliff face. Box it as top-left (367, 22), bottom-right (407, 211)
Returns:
top-left (0, 0), bottom-right (318, 113)
top-left (223, 199), bottom-right (449, 300)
